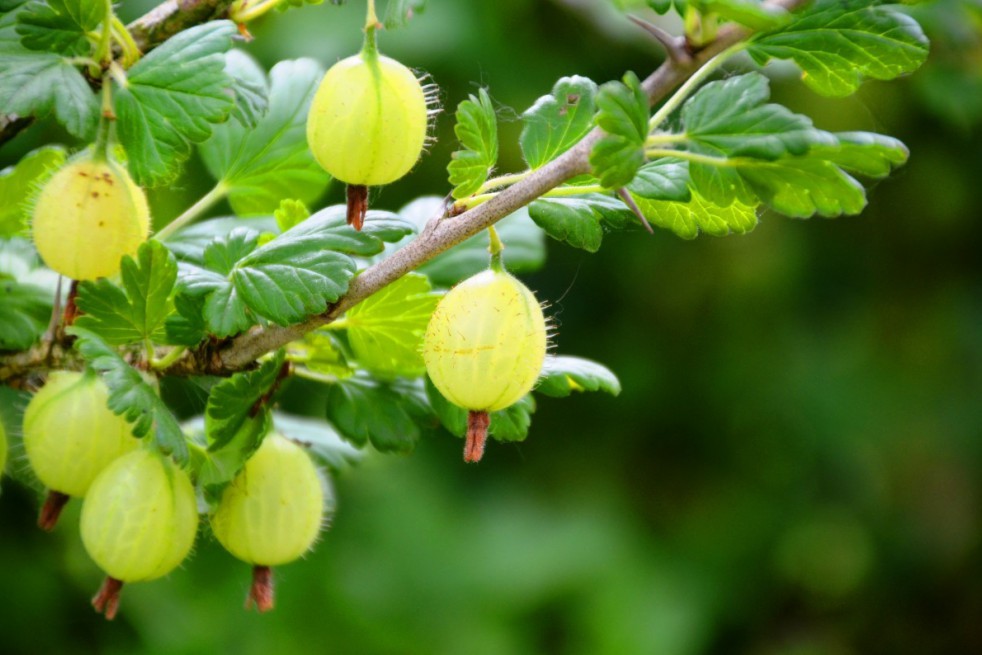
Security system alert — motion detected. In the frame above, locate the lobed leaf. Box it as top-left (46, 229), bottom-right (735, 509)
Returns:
top-left (325, 374), bottom-right (430, 454)
top-left (205, 352), bottom-right (286, 451)
top-left (536, 356), bottom-right (622, 397)
top-left (200, 58), bottom-right (330, 215)
top-left (630, 189), bottom-right (758, 240)
top-left (520, 75), bottom-right (598, 169)
top-left (748, 0), bottom-right (929, 97)
top-left (448, 88), bottom-right (499, 199)
top-left (114, 21), bottom-right (238, 185)
top-left (590, 71), bottom-right (649, 188)
top-left (627, 158), bottom-right (691, 202)
top-left (528, 193), bottom-right (636, 252)
top-left (810, 131), bottom-right (909, 178)
top-left (15, 0), bottom-right (102, 57)
top-left (0, 278), bottom-right (49, 350)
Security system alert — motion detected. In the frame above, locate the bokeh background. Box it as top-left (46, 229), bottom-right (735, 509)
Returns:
top-left (2, 0), bottom-right (981, 653)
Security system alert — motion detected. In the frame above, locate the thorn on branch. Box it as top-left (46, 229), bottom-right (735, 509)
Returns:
top-left (616, 188), bottom-right (654, 235)
top-left (627, 15), bottom-right (691, 64)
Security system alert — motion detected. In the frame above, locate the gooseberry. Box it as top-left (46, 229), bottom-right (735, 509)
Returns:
top-left (22, 370), bottom-right (138, 530)
top-left (32, 156), bottom-right (150, 281)
top-left (80, 448), bottom-right (198, 620)
top-left (210, 433), bottom-right (329, 612)
top-left (423, 267), bottom-right (548, 462)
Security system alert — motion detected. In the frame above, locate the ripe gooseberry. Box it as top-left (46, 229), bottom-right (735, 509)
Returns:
top-left (32, 155), bottom-right (150, 281)
top-left (306, 9), bottom-right (431, 230)
top-left (80, 448), bottom-right (198, 620)
top-left (423, 254), bottom-right (548, 463)
top-left (22, 370), bottom-right (138, 530)
top-left (210, 433), bottom-right (329, 612)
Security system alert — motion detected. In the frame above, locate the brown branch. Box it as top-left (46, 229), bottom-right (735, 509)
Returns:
top-left (0, 0), bottom-right (235, 146)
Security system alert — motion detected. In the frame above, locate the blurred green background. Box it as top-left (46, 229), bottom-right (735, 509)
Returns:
top-left (2, 0), bottom-right (982, 653)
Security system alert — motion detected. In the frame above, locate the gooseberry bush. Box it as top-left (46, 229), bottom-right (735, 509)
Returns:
top-left (0, 0), bottom-right (928, 618)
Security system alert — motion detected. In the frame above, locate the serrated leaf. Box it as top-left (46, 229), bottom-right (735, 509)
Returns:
top-left (74, 241), bottom-right (179, 345)
top-left (0, 145), bottom-right (66, 236)
top-left (738, 158), bottom-right (866, 218)
top-left (528, 193), bottom-right (636, 252)
top-left (114, 21), bottom-right (237, 185)
top-left (631, 189), bottom-right (758, 239)
top-left (0, 9), bottom-right (98, 137)
top-left (627, 158), bottom-right (691, 202)
top-left (224, 49), bottom-right (268, 127)
top-left (0, 278), bottom-right (49, 350)
top-left (344, 273), bottom-right (440, 378)
top-left (520, 75), bottom-right (598, 169)
top-left (383, 0), bottom-right (425, 28)
top-left (448, 88), bottom-right (498, 199)
top-left (15, 0), bottom-right (102, 56)
top-left (424, 376), bottom-right (535, 444)
top-left (195, 412), bottom-right (270, 497)
top-left (748, 0), bottom-right (929, 97)
top-left (397, 197), bottom-right (546, 286)
top-left (274, 198), bottom-right (310, 232)
top-left (164, 215), bottom-right (276, 265)
top-left (163, 293), bottom-right (207, 346)
top-left (536, 355), bottom-right (622, 397)
top-left (682, 72), bottom-right (833, 160)
top-left (69, 326), bottom-right (188, 464)
top-left (200, 58), bottom-right (330, 215)
top-left (205, 352), bottom-right (286, 450)
top-left (810, 131), bottom-right (909, 178)
top-left (590, 71), bottom-right (649, 188)
top-left (325, 374), bottom-right (428, 453)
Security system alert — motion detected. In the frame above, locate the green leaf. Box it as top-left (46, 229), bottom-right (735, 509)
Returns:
top-left (528, 193), bottom-right (636, 252)
top-left (383, 0), bottom-right (425, 28)
top-left (398, 197), bottom-right (546, 286)
top-left (627, 158), bottom-right (691, 202)
top-left (74, 241), bottom-right (178, 345)
top-left (0, 278), bottom-right (49, 350)
top-left (274, 198), bottom-right (311, 232)
top-left (200, 58), bottom-right (330, 215)
top-left (682, 72), bottom-right (833, 160)
top-left (114, 21), bottom-right (237, 185)
top-left (325, 374), bottom-right (429, 453)
top-left (343, 273), bottom-right (440, 378)
top-left (15, 0), bottom-right (102, 56)
top-left (270, 412), bottom-right (362, 471)
top-left (737, 158), bottom-right (867, 218)
top-left (536, 355), bottom-right (622, 398)
top-left (195, 412), bottom-right (270, 497)
top-left (164, 293), bottom-right (207, 346)
top-left (0, 145), bottom-right (66, 237)
top-left (590, 71), bottom-right (649, 188)
top-left (631, 189), bottom-right (758, 239)
top-left (224, 49), bottom-right (268, 127)
top-left (69, 327), bottom-right (188, 464)
top-left (647, 0), bottom-right (684, 15)
top-left (748, 0), bottom-right (929, 97)
top-left (205, 352), bottom-right (286, 451)
top-left (425, 376), bottom-right (535, 443)
top-left (809, 131), bottom-right (909, 178)
top-left (698, 0), bottom-right (790, 31)
top-left (0, 9), bottom-right (98, 137)
top-left (448, 88), bottom-right (498, 199)
top-left (520, 75), bottom-right (598, 169)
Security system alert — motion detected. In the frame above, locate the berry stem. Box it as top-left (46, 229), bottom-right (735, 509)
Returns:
top-left (246, 565), bottom-right (275, 612)
top-left (487, 225), bottom-right (505, 272)
top-left (37, 490), bottom-right (70, 531)
top-left (61, 280), bottom-right (81, 329)
top-left (362, 0), bottom-right (380, 59)
top-left (92, 577), bottom-right (124, 620)
top-left (464, 411), bottom-right (490, 463)
top-left (346, 185), bottom-right (369, 231)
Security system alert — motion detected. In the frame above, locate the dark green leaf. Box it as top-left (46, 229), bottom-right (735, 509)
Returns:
top-left (520, 75), bottom-right (598, 169)
top-left (738, 158), bottom-right (867, 218)
top-left (164, 293), bottom-right (207, 346)
top-left (75, 240), bottom-right (177, 345)
top-left (205, 352), bottom-right (286, 451)
top-left (343, 273), bottom-right (440, 378)
top-left (627, 158), bottom-right (691, 202)
top-left (646, 0), bottom-right (684, 15)
top-left (383, 0), bottom-right (425, 28)
top-left (224, 49), bottom-right (268, 127)
top-left (748, 0), bottom-right (929, 97)
top-left (810, 131), bottom-right (909, 178)
top-left (536, 355), bottom-right (622, 397)
top-left (325, 374), bottom-right (428, 453)
top-left (528, 193), bottom-right (636, 252)
top-left (69, 327), bottom-right (188, 464)
top-left (631, 189), bottom-right (758, 239)
top-left (15, 0), bottom-right (102, 56)
top-left (0, 9), bottom-right (98, 137)
top-left (0, 278), bottom-right (48, 350)
top-left (448, 88), bottom-right (498, 199)
top-left (590, 71), bottom-right (649, 188)
top-left (114, 21), bottom-right (237, 185)
top-left (200, 58), bottom-right (330, 215)
top-left (165, 215), bottom-right (275, 265)
top-left (195, 412), bottom-right (270, 497)
top-left (0, 145), bottom-right (66, 237)
top-left (682, 73), bottom-right (833, 160)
